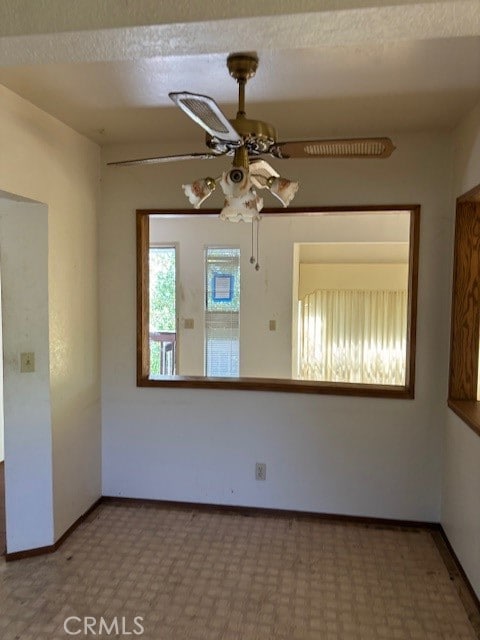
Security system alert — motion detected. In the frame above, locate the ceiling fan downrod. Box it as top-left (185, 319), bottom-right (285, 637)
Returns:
top-left (226, 52), bottom-right (277, 161)
top-left (227, 52), bottom-right (258, 119)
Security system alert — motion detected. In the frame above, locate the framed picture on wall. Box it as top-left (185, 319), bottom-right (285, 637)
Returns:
top-left (212, 274), bottom-right (234, 302)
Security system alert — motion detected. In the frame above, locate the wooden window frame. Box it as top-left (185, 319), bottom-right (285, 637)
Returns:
top-left (448, 184), bottom-right (480, 435)
top-left (137, 205), bottom-right (420, 398)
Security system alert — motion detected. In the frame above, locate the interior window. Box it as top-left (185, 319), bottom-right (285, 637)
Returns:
top-left (293, 243), bottom-right (408, 385)
top-left (138, 207), bottom-right (419, 397)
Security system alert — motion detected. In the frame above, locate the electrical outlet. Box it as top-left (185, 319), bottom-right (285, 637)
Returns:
top-left (184, 318), bottom-right (194, 329)
top-left (255, 462), bottom-right (266, 481)
top-left (269, 320), bottom-right (276, 331)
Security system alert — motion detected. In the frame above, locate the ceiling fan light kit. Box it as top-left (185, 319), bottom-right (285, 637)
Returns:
top-left (219, 166), bottom-right (263, 223)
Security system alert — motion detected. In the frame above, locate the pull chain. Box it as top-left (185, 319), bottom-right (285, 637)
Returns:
top-left (255, 217), bottom-right (260, 271)
top-left (250, 217), bottom-right (260, 270)
top-left (250, 220), bottom-right (255, 265)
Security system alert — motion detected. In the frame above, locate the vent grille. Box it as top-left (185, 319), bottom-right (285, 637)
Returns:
top-left (179, 98), bottom-right (229, 134)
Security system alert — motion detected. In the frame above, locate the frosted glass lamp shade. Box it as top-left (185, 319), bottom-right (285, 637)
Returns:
top-left (219, 167), bottom-right (263, 222)
top-left (220, 193), bottom-right (263, 223)
top-left (267, 177), bottom-right (299, 207)
top-left (182, 177), bottom-right (216, 209)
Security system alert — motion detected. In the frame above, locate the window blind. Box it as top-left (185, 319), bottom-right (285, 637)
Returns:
top-left (205, 247), bottom-right (240, 377)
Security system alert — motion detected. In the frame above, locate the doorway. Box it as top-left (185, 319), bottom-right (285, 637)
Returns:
top-left (0, 192), bottom-right (54, 556)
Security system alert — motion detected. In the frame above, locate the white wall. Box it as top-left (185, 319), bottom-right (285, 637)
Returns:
top-left (0, 198), bottom-right (54, 552)
top-left (101, 131), bottom-right (452, 522)
top-left (298, 263), bottom-right (408, 299)
top-left (442, 98), bottom-right (480, 596)
top-left (0, 263), bottom-right (3, 463)
top-left (0, 84), bottom-right (101, 550)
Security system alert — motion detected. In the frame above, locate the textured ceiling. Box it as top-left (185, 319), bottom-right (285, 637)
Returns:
top-left (0, 1), bottom-right (479, 146)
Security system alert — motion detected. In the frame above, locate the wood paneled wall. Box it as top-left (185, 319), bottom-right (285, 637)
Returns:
top-left (449, 194), bottom-right (480, 400)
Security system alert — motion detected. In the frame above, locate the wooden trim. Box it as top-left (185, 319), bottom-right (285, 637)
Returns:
top-left (448, 399), bottom-right (480, 438)
top-left (404, 206), bottom-right (420, 398)
top-left (449, 200), bottom-right (480, 400)
top-left (139, 204), bottom-right (419, 217)
top-left (433, 527), bottom-right (480, 636)
top-left (102, 495), bottom-right (439, 530)
top-left (457, 183), bottom-right (480, 203)
top-left (136, 212), bottom-right (150, 385)
top-left (5, 497), bottom-right (102, 562)
top-left (5, 544), bottom-right (56, 562)
top-left (137, 206), bottom-right (419, 397)
top-left (139, 376), bottom-right (412, 398)
top-left (447, 183), bottom-right (480, 437)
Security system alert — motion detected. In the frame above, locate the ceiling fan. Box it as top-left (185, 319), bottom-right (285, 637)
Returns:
top-left (107, 51), bottom-right (396, 171)
top-left (109, 52), bottom-right (395, 268)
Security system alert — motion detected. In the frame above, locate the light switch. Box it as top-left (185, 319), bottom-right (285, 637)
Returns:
top-left (20, 352), bottom-right (35, 373)
top-left (269, 320), bottom-right (276, 331)
top-left (184, 318), bottom-right (194, 329)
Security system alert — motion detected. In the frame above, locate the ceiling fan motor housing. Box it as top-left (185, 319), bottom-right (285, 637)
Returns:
top-left (206, 117), bottom-right (277, 155)
top-left (204, 51), bottom-right (278, 156)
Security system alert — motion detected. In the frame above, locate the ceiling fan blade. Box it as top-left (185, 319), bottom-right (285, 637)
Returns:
top-left (274, 137), bottom-right (395, 159)
top-left (169, 91), bottom-right (241, 144)
top-left (107, 152), bottom-right (225, 167)
top-left (249, 158), bottom-right (279, 189)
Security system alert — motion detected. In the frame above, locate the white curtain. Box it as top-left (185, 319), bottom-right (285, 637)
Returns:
top-left (298, 289), bottom-right (407, 385)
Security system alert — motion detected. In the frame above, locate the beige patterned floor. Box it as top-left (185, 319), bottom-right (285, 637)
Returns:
top-left (0, 503), bottom-right (476, 639)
